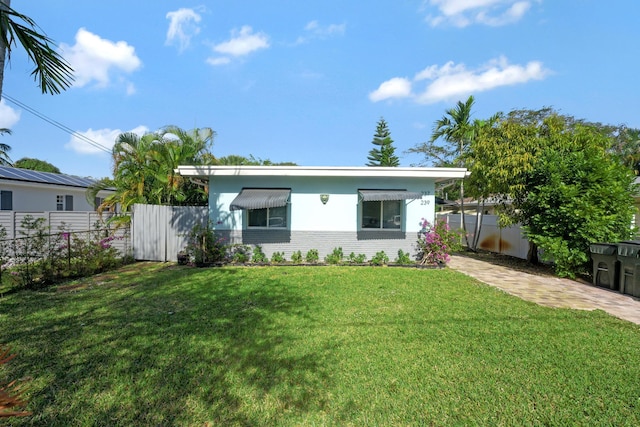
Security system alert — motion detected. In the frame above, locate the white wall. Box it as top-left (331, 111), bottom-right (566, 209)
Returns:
top-left (0, 180), bottom-right (111, 212)
top-left (208, 175), bottom-right (436, 233)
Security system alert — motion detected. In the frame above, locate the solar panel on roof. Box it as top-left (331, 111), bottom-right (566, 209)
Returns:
top-left (0, 165), bottom-right (98, 188)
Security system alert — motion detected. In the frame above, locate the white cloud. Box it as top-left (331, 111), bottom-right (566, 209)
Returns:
top-left (208, 26), bottom-right (269, 65)
top-left (65, 125), bottom-right (148, 155)
top-left (166, 8), bottom-right (202, 52)
top-left (294, 20), bottom-right (346, 45)
top-left (424, 0), bottom-right (536, 27)
top-left (0, 101), bottom-right (21, 128)
top-left (370, 56), bottom-right (549, 104)
top-left (368, 77), bottom-right (413, 102)
top-left (60, 28), bottom-right (142, 91)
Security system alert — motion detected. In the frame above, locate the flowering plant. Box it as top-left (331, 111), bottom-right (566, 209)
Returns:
top-left (416, 218), bottom-right (462, 266)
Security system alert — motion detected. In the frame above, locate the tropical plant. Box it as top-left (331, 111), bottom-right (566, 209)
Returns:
top-left (290, 250), bottom-right (303, 264)
top-left (251, 245), bottom-right (267, 263)
top-left (87, 126), bottom-right (215, 214)
top-left (324, 247), bottom-right (344, 264)
top-left (270, 251), bottom-right (286, 264)
top-left (409, 96), bottom-right (477, 247)
top-left (417, 218), bottom-right (463, 266)
top-left (0, 128), bottom-right (12, 166)
top-left (395, 249), bottom-right (413, 265)
top-left (366, 117), bottom-right (399, 167)
top-left (370, 251), bottom-right (389, 266)
top-left (305, 249), bottom-right (319, 264)
top-left (0, 0), bottom-right (74, 98)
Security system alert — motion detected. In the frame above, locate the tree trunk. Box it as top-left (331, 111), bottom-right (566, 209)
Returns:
top-left (0, 0), bottom-right (10, 101)
top-left (459, 179), bottom-right (470, 248)
top-left (526, 241), bottom-right (539, 264)
top-left (471, 199), bottom-right (485, 251)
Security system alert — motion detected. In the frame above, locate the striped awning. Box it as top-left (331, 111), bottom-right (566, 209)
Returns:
top-left (230, 189), bottom-right (290, 211)
top-left (358, 190), bottom-right (422, 202)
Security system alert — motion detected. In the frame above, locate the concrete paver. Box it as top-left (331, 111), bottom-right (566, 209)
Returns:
top-left (448, 255), bottom-right (640, 325)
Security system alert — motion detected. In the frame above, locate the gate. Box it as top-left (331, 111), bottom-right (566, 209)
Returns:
top-left (132, 204), bottom-right (208, 261)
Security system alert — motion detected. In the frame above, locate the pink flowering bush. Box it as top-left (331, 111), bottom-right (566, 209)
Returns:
top-left (417, 218), bottom-right (463, 266)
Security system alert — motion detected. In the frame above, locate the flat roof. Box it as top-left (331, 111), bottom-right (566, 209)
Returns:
top-left (176, 165), bottom-right (469, 180)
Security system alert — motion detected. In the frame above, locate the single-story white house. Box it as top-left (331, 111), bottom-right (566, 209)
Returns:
top-left (0, 165), bottom-right (113, 212)
top-left (176, 165), bottom-right (468, 259)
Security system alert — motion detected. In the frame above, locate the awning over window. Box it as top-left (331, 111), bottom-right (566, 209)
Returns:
top-left (359, 190), bottom-right (422, 202)
top-left (230, 189), bottom-right (290, 211)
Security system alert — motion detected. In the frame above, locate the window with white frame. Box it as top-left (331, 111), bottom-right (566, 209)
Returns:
top-left (230, 188), bottom-right (291, 229)
top-left (56, 195), bottom-right (74, 211)
top-left (361, 200), bottom-right (402, 229)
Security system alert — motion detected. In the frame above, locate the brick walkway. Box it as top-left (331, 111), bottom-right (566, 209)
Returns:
top-left (448, 255), bottom-right (640, 325)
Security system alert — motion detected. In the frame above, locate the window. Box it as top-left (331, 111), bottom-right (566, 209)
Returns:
top-left (248, 205), bottom-right (287, 228)
top-left (0, 190), bottom-right (12, 210)
top-left (358, 189), bottom-right (421, 230)
top-left (230, 188), bottom-right (291, 229)
top-left (57, 195), bottom-right (74, 211)
top-left (361, 200), bottom-right (402, 229)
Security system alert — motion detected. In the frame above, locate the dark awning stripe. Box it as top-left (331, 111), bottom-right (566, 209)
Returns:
top-left (359, 190), bottom-right (422, 202)
top-left (230, 189), bottom-right (290, 211)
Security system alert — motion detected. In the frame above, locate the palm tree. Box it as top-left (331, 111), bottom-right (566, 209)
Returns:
top-left (430, 95), bottom-right (476, 247)
top-left (0, 128), bottom-right (12, 166)
top-left (89, 126), bottom-right (216, 214)
top-left (0, 0), bottom-right (74, 99)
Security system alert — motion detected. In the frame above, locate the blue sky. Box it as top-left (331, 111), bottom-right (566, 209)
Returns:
top-left (1, 0), bottom-right (639, 178)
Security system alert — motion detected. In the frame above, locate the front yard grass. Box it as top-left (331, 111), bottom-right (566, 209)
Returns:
top-left (1, 262), bottom-right (639, 426)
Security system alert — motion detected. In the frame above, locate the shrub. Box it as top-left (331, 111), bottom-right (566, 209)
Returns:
top-left (183, 222), bottom-right (228, 266)
top-left (416, 218), bottom-right (462, 266)
top-left (346, 252), bottom-right (367, 264)
top-left (395, 249), bottom-right (414, 265)
top-left (270, 251), bottom-right (286, 264)
top-left (305, 249), bottom-right (319, 264)
top-left (290, 250), bottom-right (303, 264)
top-left (252, 245), bottom-right (268, 263)
top-left (325, 247), bottom-right (344, 264)
top-left (370, 251), bottom-right (389, 266)
top-left (229, 244), bottom-right (252, 263)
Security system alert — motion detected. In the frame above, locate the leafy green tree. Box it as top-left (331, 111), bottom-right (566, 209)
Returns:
top-left (215, 154), bottom-right (297, 166)
top-left (0, 0), bottom-right (74, 98)
top-left (13, 157), bottom-right (60, 173)
top-left (366, 117), bottom-right (399, 167)
top-left (468, 110), bottom-right (636, 277)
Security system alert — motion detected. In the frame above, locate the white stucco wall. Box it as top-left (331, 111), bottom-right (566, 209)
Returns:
top-left (208, 175), bottom-right (436, 233)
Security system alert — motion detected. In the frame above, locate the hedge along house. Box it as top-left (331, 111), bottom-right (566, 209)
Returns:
top-left (176, 166), bottom-right (469, 260)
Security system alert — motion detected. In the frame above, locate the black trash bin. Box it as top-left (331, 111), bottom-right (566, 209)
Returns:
top-left (589, 243), bottom-right (619, 290)
top-left (617, 241), bottom-right (640, 297)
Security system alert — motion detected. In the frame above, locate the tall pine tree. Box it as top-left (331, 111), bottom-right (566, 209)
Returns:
top-left (366, 118), bottom-right (400, 167)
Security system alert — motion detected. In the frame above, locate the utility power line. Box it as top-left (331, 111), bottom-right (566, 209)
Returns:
top-left (2, 93), bottom-right (112, 154)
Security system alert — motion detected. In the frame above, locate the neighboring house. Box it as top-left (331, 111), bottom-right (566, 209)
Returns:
top-left (176, 165), bottom-right (468, 259)
top-left (0, 166), bottom-right (113, 212)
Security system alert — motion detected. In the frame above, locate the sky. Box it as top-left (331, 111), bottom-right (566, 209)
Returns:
top-left (1, 0), bottom-right (639, 179)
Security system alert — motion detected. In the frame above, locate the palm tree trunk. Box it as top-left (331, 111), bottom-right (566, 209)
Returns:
top-left (0, 0), bottom-right (10, 101)
top-left (459, 179), bottom-right (470, 248)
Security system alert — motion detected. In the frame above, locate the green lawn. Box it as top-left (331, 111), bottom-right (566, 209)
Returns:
top-left (1, 263), bottom-right (639, 426)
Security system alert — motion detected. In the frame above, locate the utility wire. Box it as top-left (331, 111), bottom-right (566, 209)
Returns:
top-left (2, 93), bottom-right (112, 154)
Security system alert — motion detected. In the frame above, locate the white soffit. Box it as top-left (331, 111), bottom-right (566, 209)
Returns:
top-left (176, 166), bottom-right (469, 180)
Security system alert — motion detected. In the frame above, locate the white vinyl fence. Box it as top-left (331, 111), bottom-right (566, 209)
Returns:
top-left (0, 210), bottom-right (130, 256)
top-left (132, 204), bottom-right (208, 262)
top-left (437, 213), bottom-right (530, 259)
